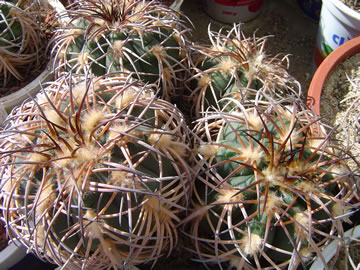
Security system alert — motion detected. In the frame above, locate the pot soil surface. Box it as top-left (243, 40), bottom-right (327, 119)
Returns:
top-left (341, 0), bottom-right (360, 11)
top-left (320, 53), bottom-right (360, 171)
top-left (320, 52), bottom-right (360, 269)
top-left (0, 220), bottom-right (7, 252)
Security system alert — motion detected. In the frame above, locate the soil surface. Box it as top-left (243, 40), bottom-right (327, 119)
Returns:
top-left (0, 220), bottom-right (7, 252)
top-left (342, 0), bottom-right (360, 11)
top-left (181, 0), bottom-right (319, 98)
top-left (320, 53), bottom-right (360, 170)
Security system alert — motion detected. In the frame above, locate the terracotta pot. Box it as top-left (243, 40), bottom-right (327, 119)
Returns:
top-left (307, 35), bottom-right (360, 115)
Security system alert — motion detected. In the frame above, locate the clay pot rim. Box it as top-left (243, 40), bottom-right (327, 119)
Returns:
top-left (307, 36), bottom-right (360, 115)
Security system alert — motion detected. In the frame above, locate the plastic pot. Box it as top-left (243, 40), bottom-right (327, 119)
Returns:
top-left (314, 0), bottom-right (360, 67)
top-left (202, 0), bottom-right (264, 23)
top-left (307, 35), bottom-right (360, 115)
top-left (309, 224), bottom-right (360, 269)
top-left (0, 241), bottom-right (27, 269)
top-left (169, 0), bottom-right (184, 11)
top-left (297, 0), bottom-right (322, 21)
top-left (0, 240), bottom-right (57, 270)
top-left (0, 67), bottom-right (53, 123)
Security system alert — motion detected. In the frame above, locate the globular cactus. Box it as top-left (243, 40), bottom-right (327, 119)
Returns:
top-left (0, 0), bottom-right (47, 89)
top-left (50, 0), bottom-right (192, 101)
top-left (187, 24), bottom-right (302, 117)
top-left (0, 73), bottom-right (193, 269)
top-left (185, 97), bottom-right (357, 269)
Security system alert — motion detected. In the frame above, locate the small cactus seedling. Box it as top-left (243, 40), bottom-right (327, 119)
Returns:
top-left (185, 98), bottom-right (357, 269)
top-left (0, 73), bottom-right (193, 269)
top-left (50, 0), bottom-right (192, 101)
top-left (187, 24), bottom-right (302, 116)
top-left (0, 0), bottom-right (47, 89)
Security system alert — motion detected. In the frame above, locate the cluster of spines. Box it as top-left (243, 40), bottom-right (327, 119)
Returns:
top-left (180, 23), bottom-right (358, 269)
top-left (184, 95), bottom-right (358, 269)
top-left (0, 73), bottom-right (193, 269)
top-left (50, 0), bottom-right (192, 101)
top-left (186, 24), bottom-right (302, 119)
top-left (0, 0), bottom-right (47, 88)
top-left (1, 2), bottom-right (359, 269)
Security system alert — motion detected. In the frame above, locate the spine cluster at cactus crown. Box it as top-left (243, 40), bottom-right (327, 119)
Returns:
top-left (50, 0), bottom-right (192, 101)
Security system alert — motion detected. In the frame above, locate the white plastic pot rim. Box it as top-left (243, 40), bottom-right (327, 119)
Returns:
top-left (0, 241), bottom-right (27, 269)
top-left (310, 224), bottom-right (360, 269)
top-left (0, 67), bottom-right (53, 122)
top-left (170, 0), bottom-right (184, 11)
top-left (42, 0), bottom-right (69, 23)
top-left (327, 0), bottom-right (360, 21)
top-left (0, 106), bottom-right (6, 124)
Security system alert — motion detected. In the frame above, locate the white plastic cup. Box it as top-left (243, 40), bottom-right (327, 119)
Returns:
top-left (203, 0), bottom-right (264, 23)
top-left (314, 0), bottom-right (360, 67)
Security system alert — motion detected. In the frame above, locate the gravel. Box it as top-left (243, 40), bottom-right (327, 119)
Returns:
top-left (341, 0), bottom-right (360, 11)
top-left (321, 53), bottom-right (360, 171)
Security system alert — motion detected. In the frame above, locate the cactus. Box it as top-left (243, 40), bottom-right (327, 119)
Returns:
top-left (185, 98), bottom-right (357, 269)
top-left (0, 73), bottom-right (193, 269)
top-left (187, 25), bottom-right (302, 117)
top-left (0, 0), bottom-right (47, 89)
top-left (50, 0), bottom-right (192, 101)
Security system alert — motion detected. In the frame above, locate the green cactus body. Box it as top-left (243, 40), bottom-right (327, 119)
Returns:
top-left (188, 103), bottom-right (356, 269)
top-left (195, 55), bottom-right (259, 112)
top-left (0, 74), bottom-right (193, 269)
top-left (189, 25), bottom-right (301, 116)
top-left (51, 0), bottom-right (191, 101)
